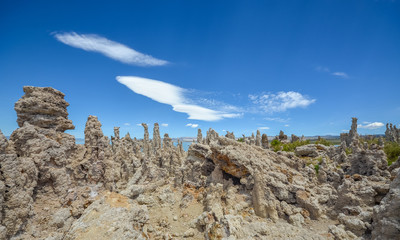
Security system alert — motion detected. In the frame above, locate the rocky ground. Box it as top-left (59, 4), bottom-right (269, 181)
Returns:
top-left (0, 86), bottom-right (399, 240)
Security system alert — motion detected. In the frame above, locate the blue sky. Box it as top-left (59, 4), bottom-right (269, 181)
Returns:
top-left (1, 0), bottom-right (399, 139)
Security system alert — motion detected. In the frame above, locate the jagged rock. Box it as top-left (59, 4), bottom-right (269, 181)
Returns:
top-left (82, 115), bottom-right (110, 183)
top-left (250, 133), bottom-right (255, 145)
top-left (162, 133), bottom-right (172, 149)
top-left (385, 123), bottom-right (400, 143)
top-left (279, 130), bottom-right (288, 142)
top-left (114, 127), bottom-right (120, 139)
top-left (0, 130), bottom-right (7, 153)
top-left (341, 118), bottom-right (359, 151)
top-left (0, 153), bottom-right (38, 238)
top-left (256, 130), bottom-right (261, 146)
top-left (197, 129), bottom-right (203, 143)
top-left (372, 170), bottom-right (400, 239)
top-left (295, 144), bottom-right (318, 157)
top-left (328, 225), bottom-right (357, 240)
top-left (349, 148), bottom-right (388, 176)
top-left (291, 134), bottom-right (300, 143)
top-left (206, 128), bottom-right (219, 144)
top-left (64, 192), bottom-right (149, 240)
top-left (14, 86), bottom-right (74, 132)
top-left (153, 123), bottom-right (161, 151)
top-left (262, 133), bottom-right (269, 149)
top-left (225, 131), bottom-right (235, 140)
top-left (2, 86), bottom-right (399, 240)
top-left (142, 123), bottom-right (150, 156)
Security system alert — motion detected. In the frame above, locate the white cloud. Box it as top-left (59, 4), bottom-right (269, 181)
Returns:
top-left (249, 91), bottom-right (316, 113)
top-left (136, 123), bottom-right (142, 126)
top-left (54, 32), bottom-right (168, 66)
top-left (258, 127), bottom-right (270, 130)
top-left (186, 123), bottom-right (199, 128)
top-left (124, 123), bottom-right (130, 126)
top-left (264, 117), bottom-right (290, 122)
top-left (161, 123), bottom-right (168, 127)
top-left (117, 76), bottom-right (242, 121)
top-left (332, 72), bottom-right (349, 78)
top-left (358, 122), bottom-right (384, 129)
top-left (316, 66), bottom-right (349, 78)
top-left (222, 130), bottom-right (226, 132)
top-left (284, 124), bottom-right (290, 127)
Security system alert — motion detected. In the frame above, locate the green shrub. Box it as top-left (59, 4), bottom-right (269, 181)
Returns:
top-left (270, 139), bottom-right (310, 152)
top-left (315, 138), bottom-right (332, 146)
top-left (314, 164), bottom-right (320, 174)
top-left (270, 139), bottom-right (280, 147)
top-left (345, 147), bottom-right (352, 155)
top-left (384, 141), bottom-right (400, 166)
top-left (237, 138), bottom-right (244, 143)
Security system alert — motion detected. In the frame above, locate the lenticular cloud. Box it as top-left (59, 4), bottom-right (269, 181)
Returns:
top-left (116, 76), bottom-right (241, 121)
top-left (54, 32), bottom-right (168, 66)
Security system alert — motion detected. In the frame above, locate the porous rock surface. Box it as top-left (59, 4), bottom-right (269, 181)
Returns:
top-left (0, 86), bottom-right (399, 240)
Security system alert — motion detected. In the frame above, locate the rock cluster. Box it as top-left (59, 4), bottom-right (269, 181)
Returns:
top-left (0, 86), bottom-right (399, 240)
top-left (385, 123), bottom-right (400, 143)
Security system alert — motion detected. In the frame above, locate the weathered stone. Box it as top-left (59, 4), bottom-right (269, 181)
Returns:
top-left (64, 192), bottom-right (149, 240)
top-left (14, 86), bottom-right (74, 132)
top-left (372, 170), bottom-right (400, 239)
top-left (255, 130), bottom-right (261, 146)
top-left (153, 123), bottom-right (161, 151)
top-left (197, 129), bottom-right (203, 143)
top-left (225, 131), bottom-right (235, 140)
top-left (385, 123), bottom-right (400, 143)
top-left (261, 133), bottom-right (269, 149)
top-left (0, 130), bottom-right (7, 153)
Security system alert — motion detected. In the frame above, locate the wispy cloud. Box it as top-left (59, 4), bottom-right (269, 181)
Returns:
top-left (136, 123), bottom-right (142, 126)
top-left (332, 72), bottom-right (349, 78)
top-left (161, 123), bottom-right (168, 127)
top-left (284, 124), bottom-right (290, 127)
top-left (124, 123), bottom-right (130, 126)
top-left (258, 126), bottom-right (270, 130)
top-left (117, 76), bottom-right (242, 121)
top-left (54, 32), bottom-right (168, 66)
top-left (358, 122), bottom-right (384, 129)
top-left (316, 66), bottom-right (349, 78)
top-left (249, 91), bottom-right (316, 113)
top-left (186, 123), bottom-right (199, 128)
top-left (264, 117), bottom-right (290, 122)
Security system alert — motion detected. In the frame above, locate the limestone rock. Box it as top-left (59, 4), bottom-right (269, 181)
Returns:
top-left (372, 170), bottom-right (400, 239)
top-left (295, 144), bottom-right (318, 157)
top-left (153, 123), bottom-right (161, 151)
top-left (0, 130), bottom-right (7, 153)
top-left (225, 131), bottom-right (235, 140)
top-left (385, 123), bottom-right (400, 143)
top-left (261, 133), bottom-right (269, 149)
top-left (255, 130), bottom-right (261, 146)
top-left (291, 134), bottom-right (300, 143)
top-left (64, 192), bottom-right (149, 240)
top-left (197, 129), bottom-right (203, 143)
top-left (14, 86), bottom-right (74, 132)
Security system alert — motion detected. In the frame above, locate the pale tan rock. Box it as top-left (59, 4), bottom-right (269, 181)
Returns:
top-left (372, 170), bottom-right (400, 239)
top-left (64, 192), bottom-right (149, 240)
top-left (256, 130), bottom-right (261, 146)
top-left (261, 133), bottom-right (269, 149)
top-left (197, 129), bottom-right (203, 143)
top-left (14, 86), bottom-right (74, 132)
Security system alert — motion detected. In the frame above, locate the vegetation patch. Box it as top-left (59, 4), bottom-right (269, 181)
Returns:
top-left (271, 139), bottom-right (310, 152)
top-left (384, 141), bottom-right (400, 166)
